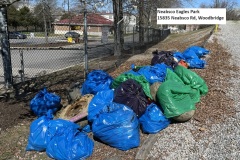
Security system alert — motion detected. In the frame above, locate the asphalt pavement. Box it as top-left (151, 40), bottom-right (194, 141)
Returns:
top-left (0, 33), bottom-right (145, 85)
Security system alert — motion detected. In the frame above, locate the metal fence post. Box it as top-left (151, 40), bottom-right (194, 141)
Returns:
top-left (155, 29), bottom-right (156, 42)
top-left (132, 26), bottom-right (135, 54)
top-left (81, 0), bottom-right (88, 79)
top-left (158, 29), bottom-right (160, 42)
top-left (151, 28), bottom-right (153, 42)
top-left (160, 29), bottom-right (163, 41)
top-left (0, 7), bottom-right (13, 88)
top-left (147, 27), bottom-right (149, 44)
top-left (19, 49), bottom-right (25, 82)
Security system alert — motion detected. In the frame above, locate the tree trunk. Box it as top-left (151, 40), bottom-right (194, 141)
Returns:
top-left (113, 0), bottom-right (123, 56)
top-left (119, 0), bottom-right (124, 48)
top-left (41, 1), bottom-right (48, 44)
top-left (138, 0), bottom-right (144, 45)
top-left (48, 18), bottom-right (52, 33)
top-left (0, 7), bottom-right (13, 88)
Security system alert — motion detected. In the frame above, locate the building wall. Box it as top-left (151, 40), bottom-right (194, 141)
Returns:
top-left (100, 13), bottom-right (136, 33)
top-left (87, 26), bottom-right (102, 36)
top-left (54, 25), bottom-right (69, 34)
top-left (53, 25), bottom-right (103, 36)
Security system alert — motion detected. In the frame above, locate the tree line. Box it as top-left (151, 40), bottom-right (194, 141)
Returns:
top-left (6, 0), bottom-right (240, 56)
top-left (7, 0), bottom-right (239, 32)
top-left (7, 0), bottom-right (62, 32)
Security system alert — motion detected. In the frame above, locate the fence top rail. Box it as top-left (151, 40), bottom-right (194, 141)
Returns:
top-left (10, 47), bottom-right (82, 50)
top-left (10, 42), bottom-right (115, 50)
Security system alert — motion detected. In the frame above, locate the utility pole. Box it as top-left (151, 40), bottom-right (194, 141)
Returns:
top-left (0, 0), bottom-right (20, 88)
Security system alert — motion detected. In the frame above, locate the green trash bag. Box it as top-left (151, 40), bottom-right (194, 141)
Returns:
top-left (165, 69), bottom-right (200, 103)
top-left (156, 80), bottom-right (196, 118)
top-left (165, 68), bottom-right (184, 84)
top-left (165, 67), bottom-right (208, 103)
top-left (111, 73), bottom-right (153, 99)
top-left (174, 65), bottom-right (208, 97)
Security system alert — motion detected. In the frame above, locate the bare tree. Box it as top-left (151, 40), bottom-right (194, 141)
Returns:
top-left (200, 0), bottom-right (239, 20)
top-left (135, 0), bottom-right (191, 44)
top-left (112, 0), bottom-right (124, 56)
top-left (72, 0), bottom-right (107, 13)
top-left (213, 0), bottom-right (239, 20)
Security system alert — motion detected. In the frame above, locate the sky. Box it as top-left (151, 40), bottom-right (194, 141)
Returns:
top-left (183, 0), bottom-right (209, 8)
top-left (58, 0), bottom-right (240, 9)
top-left (30, 0), bottom-right (240, 10)
top-left (183, 0), bottom-right (240, 8)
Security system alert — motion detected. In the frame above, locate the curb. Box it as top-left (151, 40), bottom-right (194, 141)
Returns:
top-left (135, 134), bottom-right (159, 160)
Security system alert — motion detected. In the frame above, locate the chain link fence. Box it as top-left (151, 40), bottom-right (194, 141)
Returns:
top-left (0, 25), bottom-right (170, 98)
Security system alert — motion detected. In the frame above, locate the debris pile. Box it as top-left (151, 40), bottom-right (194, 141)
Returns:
top-left (26, 45), bottom-right (210, 159)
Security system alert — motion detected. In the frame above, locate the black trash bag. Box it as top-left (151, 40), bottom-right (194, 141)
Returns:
top-left (113, 79), bottom-right (149, 117)
top-left (151, 50), bottom-right (178, 69)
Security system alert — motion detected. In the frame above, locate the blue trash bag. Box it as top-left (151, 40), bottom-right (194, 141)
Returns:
top-left (92, 102), bottom-right (140, 151)
top-left (185, 46), bottom-right (210, 57)
top-left (182, 49), bottom-right (206, 69)
top-left (26, 111), bottom-right (80, 152)
top-left (81, 70), bottom-right (113, 95)
top-left (182, 49), bottom-right (199, 59)
top-left (187, 58), bottom-right (206, 69)
top-left (46, 127), bottom-right (94, 160)
top-left (88, 89), bottom-right (114, 123)
top-left (124, 69), bottom-right (140, 76)
top-left (137, 63), bottom-right (170, 84)
top-left (124, 64), bottom-right (169, 84)
top-left (81, 124), bottom-right (91, 133)
top-left (47, 118), bottom-right (80, 139)
top-left (124, 64), bottom-right (141, 76)
top-left (30, 88), bottom-right (61, 117)
top-left (139, 103), bottom-right (170, 134)
top-left (173, 51), bottom-right (186, 61)
top-left (26, 110), bottom-right (54, 151)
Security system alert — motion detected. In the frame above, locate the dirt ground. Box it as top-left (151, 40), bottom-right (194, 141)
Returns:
top-left (0, 27), bottom-right (237, 159)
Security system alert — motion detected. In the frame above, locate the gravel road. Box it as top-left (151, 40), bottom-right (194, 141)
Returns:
top-left (147, 21), bottom-right (240, 160)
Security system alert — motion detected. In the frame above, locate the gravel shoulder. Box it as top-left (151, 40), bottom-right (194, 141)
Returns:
top-left (147, 21), bottom-right (240, 160)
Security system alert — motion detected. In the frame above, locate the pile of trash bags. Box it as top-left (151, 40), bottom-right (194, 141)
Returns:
top-left (173, 45), bottom-right (210, 69)
top-left (26, 45), bottom-right (209, 159)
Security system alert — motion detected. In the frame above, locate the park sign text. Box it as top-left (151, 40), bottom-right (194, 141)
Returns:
top-left (157, 8), bottom-right (226, 24)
